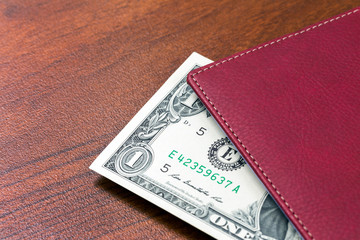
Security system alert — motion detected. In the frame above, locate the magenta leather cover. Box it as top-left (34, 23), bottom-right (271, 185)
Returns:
top-left (187, 7), bottom-right (360, 240)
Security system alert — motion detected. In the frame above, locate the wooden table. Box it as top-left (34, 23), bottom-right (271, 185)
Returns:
top-left (1, 1), bottom-right (359, 239)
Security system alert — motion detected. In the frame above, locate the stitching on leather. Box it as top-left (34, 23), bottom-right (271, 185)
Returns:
top-left (190, 8), bottom-right (359, 240)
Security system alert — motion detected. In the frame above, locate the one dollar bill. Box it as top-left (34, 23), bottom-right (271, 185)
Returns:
top-left (90, 53), bottom-right (301, 240)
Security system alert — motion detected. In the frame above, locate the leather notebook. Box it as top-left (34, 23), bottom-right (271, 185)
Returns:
top-left (187, 7), bottom-right (360, 240)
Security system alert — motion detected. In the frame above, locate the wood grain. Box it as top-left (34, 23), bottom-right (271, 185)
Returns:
top-left (1, 0), bottom-right (359, 239)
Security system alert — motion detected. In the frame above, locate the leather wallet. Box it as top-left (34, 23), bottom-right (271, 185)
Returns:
top-left (187, 7), bottom-right (360, 240)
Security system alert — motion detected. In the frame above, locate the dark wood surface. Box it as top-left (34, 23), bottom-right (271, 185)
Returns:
top-left (1, 1), bottom-right (359, 239)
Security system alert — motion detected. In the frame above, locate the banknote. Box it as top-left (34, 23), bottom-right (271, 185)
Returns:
top-left (90, 53), bottom-right (301, 240)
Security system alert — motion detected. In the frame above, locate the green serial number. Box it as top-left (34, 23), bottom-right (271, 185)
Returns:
top-left (168, 150), bottom-right (240, 194)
